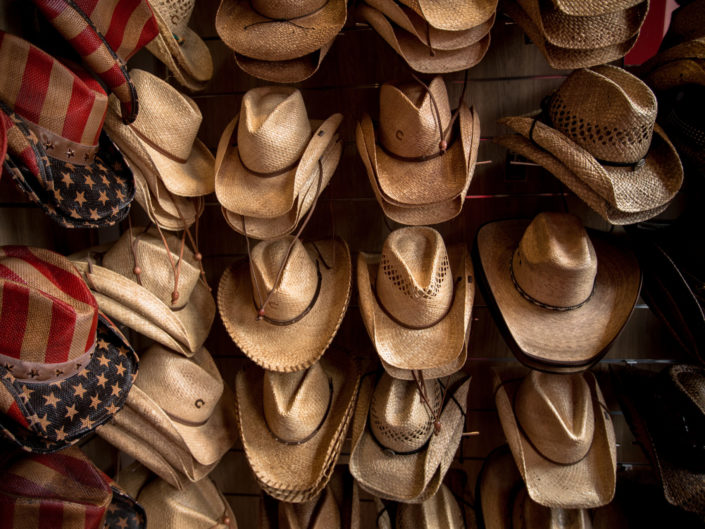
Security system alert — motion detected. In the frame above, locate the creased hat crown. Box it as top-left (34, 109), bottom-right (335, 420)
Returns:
top-left (251, 0), bottom-right (328, 19)
top-left (263, 362), bottom-right (331, 443)
top-left (379, 76), bottom-right (451, 158)
top-left (547, 65), bottom-right (657, 164)
top-left (512, 212), bottom-right (597, 309)
top-left (136, 345), bottom-right (223, 425)
top-left (279, 487), bottom-right (341, 528)
top-left (369, 373), bottom-right (443, 453)
top-left (512, 488), bottom-right (592, 529)
top-left (0, 246), bottom-right (98, 372)
top-left (250, 237), bottom-right (319, 322)
top-left (150, 0), bottom-right (195, 40)
top-left (102, 227), bottom-right (201, 310)
top-left (238, 86), bottom-right (311, 174)
top-left (376, 227), bottom-right (454, 328)
top-left (397, 483), bottom-right (464, 529)
top-left (515, 371), bottom-right (595, 465)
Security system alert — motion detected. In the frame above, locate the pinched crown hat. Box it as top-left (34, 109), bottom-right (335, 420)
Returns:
top-left (232, 41), bottom-right (336, 83)
top-left (104, 69), bottom-right (215, 198)
top-left (236, 348), bottom-right (361, 503)
top-left (218, 236), bottom-right (351, 372)
top-left (349, 371), bottom-right (471, 503)
top-left (145, 0), bottom-right (214, 91)
top-left (638, 38), bottom-right (705, 93)
top-left (71, 226), bottom-right (215, 357)
top-left (358, 227), bottom-right (474, 377)
top-left (398, 0), bottom-right (498, 30)
top-left (396, 483), bottom-right (466, 529)
top-left (0, 32), bottom-right (135, 229)
top-left (31, 0), bottom-right (159, 124)
top-left (474, 213), bottom-right (640, 371)
top-left (498, 66), bottom-right (683, 224)
top-left (356, 76), bottom-right (479, 224)
top-left (493, 368), bottom-right (617, 509)
top-left (0, 246), bottom-right (137, 453)
top-left (216, 86), bottom-right (342, 220)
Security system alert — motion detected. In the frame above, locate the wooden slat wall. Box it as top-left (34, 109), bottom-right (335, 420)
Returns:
top-left (0, 1), bottom-right (691, 527)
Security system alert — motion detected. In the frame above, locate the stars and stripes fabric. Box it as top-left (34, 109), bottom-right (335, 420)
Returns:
top-left (0, 31), bottom-right (135, 229)
top-left (0, 246), bottom-right (138, 453)
top-left (31, 0), bottom-right (159, 124)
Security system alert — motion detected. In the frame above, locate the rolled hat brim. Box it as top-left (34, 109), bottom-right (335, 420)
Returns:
top-left (233, 39), bottom-right (335, 83)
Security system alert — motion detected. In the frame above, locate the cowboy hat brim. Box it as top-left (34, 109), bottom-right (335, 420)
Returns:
top-left (399, 0), bottom-right (498, 31)
top-left (218, 239), bottom-right (351, 373)
top-left (357, 244), bottom-right (473, 372)
top-left (379, 341), bottom-right (467, 380)
top-left (233, 39), bottom-right (335, 83)
top-left (550, 0), bottom-right (642, 16)
top-left (493, 367), bottom-right (617, 509)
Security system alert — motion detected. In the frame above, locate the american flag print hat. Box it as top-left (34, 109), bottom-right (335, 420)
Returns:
top-left (0, 246), bottom-right (138, 453)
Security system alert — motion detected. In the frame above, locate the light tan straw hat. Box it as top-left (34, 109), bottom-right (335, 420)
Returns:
top-left (356, 76), bottom-right (479, 224)
top-left (72, 225), bottom-right (215, 357)
top-left (235, 349), bottom-right (361, 503)
top-left (218, 236), bottom-right (351, 372)
top-left (358, 227), bottom-right (473, 376)
top-left (349, 371), bottom-right (471, 503)
top-left (98, 345), bottom-right (238, 490)
top-left (498, 66), bottom-right (683, 222)
top-left (215, 86), bottom-right (342, 219)
top-left (474, 213), bottom-right (640, 371)
top-left (119, 464), bottom-right (238, 529)
top-left (379, 342), bottom-right (468, 381)
top-left (493, 367), bottom-right (617, 509)
top-left (360, 5), bottom-right (491, 73)
top-left (398, 0), bottom-right (498, 31)
top-left (145, 0), bottom-right (214, 90)
top-left (503, 0), bottom-right (639, 69)
top-left (397, 483), bottom-right (466, 528)
top-left (233, 40), bottom-right (335, 84)
top-left (104, 69), bottom-right (215, 198)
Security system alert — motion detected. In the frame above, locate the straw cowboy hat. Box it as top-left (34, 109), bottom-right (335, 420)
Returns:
top-left (31, 0), bottom-right (158, 123)
top-left (396, 483), bottom-right (467, 528)
top-left (474, 213), bottom-right (640, 371)
top-left (398, 0), bottom-right (498, 31)
top-left (662, 1), bottom-right (705, 47)
top-left (379, 342), bottom-right (468, 381)
top-left (235, 348), bottom-right (361, 503)
top-left (493, 367), bottom-right (617, 509)
top-left (104, 69), bottom-right (215, 199)
top-left (359, 4), bottom-right (492, 73)
top-left (98, 345), bottom-right (238, 490)
top-left (497, 66), bottom-right (683, 224)
top-left (549, 0), bottom-right (642, 16)
top-left (638, 38), bottom-right (705, 93)
top-left (216, 86), bottom-right (342, 220)
top-left (356, 76), bottom-right (479, 225)
top-left (218, 236), bottom-right (351, 372)
top-left (118, 462), bottom-right (237, 529)
top-left (612, 364), bottom-right (705, 517)
top-left (503, 1), bottom-right (639, 69)
top-left (233, 40), bottom-right (336, 83)
top-left (0, 446), bottom-right (146, 529)
top-left (477, 445), bottom-right (593, 529)
top-left (358, 227), bottom-right (473, 376)
top-left (0, 246), bottom-right (137, 454)
top-left (349, 371), bottom-right (471, 503)
top-left (145, 0), bottom-right (214, 91)
top-left (0, 32), bottom-right (135, 229)
top-left (71, 226), bottom-right (215, 357)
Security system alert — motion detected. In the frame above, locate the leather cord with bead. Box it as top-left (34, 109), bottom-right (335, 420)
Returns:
top-left (412, 370), bottom-right (448, 435)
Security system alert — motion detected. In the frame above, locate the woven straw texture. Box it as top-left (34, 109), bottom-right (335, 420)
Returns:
top-left (639, 38), bottom-right (705, 92)
top-left (399, 0), bottom-right (498, 30)
top-left (216, 0), bottom-right (346, 61)
top-left (233, 40), bottom-right (335, 83)
top-left (358, 227), bottom-right (473, 373)
top-left (397, 483), bottom-right (465, 529)
top-left (475, 215), bottom-right (640, 367)
top-left (551, 0), bottom-right (643, 16)
top-left (235, 349), bottom-right (360, 502)
top-left (493, 367), bottom-right (617, 509)
top-left (218, 238), bottom-right (351, 373)
top-left (380, 341), bottom-right (468, 381)
top-left (477, 445), bottom-right (523, 529)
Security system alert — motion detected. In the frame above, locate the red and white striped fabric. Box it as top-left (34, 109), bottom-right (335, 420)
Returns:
top-left (32, 0), bottom-right (159, 124)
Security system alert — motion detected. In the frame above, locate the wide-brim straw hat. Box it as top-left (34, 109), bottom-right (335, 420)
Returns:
top-left (222, 133), bottom-right (342, 240)
top-left (218, 238), bottom-right (351, 372)
top-left (396, 483), bottom-right (467, 528)
top-left (550, 0), bottom-right (642, 17)
top-left (349, 372), bottom-right (471, 503)
top-left (493, 367), bottom-right (617, 509)
top-left (360, 4), bottom-right (491, 73)
top-left (145, 1), bottom-right (214, 90)
top-left (503, 0), bottom-right (639, 69)
top-left (216, 0), bottom-right (346, 61)
top-left (638, 38), bottom-right (705, 92)
top-left (380, 342), bottom-right (468, 381)
top-left (236, 349), bottom-right (361, 503)
top-left (215, 111), bottom-right (342, 219)
top-left (356, 109), bottom-right (480, 225)
top-left (474, 217), bottom-right (640, 370)
top-left (233, 40), bottom-right (335, 83)
top-left (398, 0), bottom-right (498, 31)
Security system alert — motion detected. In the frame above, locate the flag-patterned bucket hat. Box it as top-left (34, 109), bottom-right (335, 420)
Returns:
top-left (0, 446), bottom-right (146, 529)
top-left (31, 0), bottom-right (159, 124)
top-left (0, 32), bottom-right (135, 229)
top-left (0, 246), bottom-right (138, 453)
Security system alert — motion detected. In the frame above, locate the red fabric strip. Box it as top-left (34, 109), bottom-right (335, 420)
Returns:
top-left (75, 0), bottom-right (101, 18)
top-left (103, 0), bottom-right (142, 53)
top-left (62, 75), bottom-right (95, 144)
top-left (38, 498), bottom-right (63, 529)
top-left (68, 26), bottom-right (102, 58)
top-left (34, 453), bottom-right (107, 491)
top-left (84, 504), bottom-right (106, 529)
top-left (45, 299), bottom-right (76, 364)
top-left (0, 261), bottom-right (27, 284)
top-left (1, 472), bottom-right (57, 499)
top-left (0, 497), bottom-right (14, 529)
top-left (15, 47), bottom-right (52, 126)
top-left (134, 14), bottom-right (159, 54)
top-left (0, 282), bottom-right (29, 359)
top-left (6, 400), bottom-right (30, 429)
